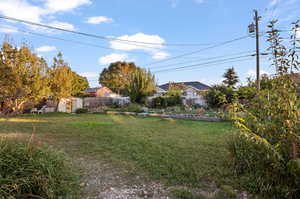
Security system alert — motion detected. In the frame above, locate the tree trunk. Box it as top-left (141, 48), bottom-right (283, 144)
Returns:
top-left (55, 99), bottom-right (60, 112)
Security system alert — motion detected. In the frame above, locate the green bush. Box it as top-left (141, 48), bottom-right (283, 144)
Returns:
top-left (151, 96), bottom-right (182, 108)
top-left (75, 108), bottom-right (88, 114)
top-left (229, 76), bottom-right (300, 198)
top-left (204, 85), bottom-right (236, 109)
top-left (120, 103), bottom-right (143, 113)
top-left (0, 139), bottom-right (79, 199)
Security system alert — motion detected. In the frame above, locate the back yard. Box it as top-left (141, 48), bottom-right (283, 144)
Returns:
top-left (0, 113), bottom-right (236, 198)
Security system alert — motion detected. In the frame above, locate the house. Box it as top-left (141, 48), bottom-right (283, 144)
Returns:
top-left (158, 81), bottom-right (211, 106)
top-left (85, 87), bottom-right (120, 97)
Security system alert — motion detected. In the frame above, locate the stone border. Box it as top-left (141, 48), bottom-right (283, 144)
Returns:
top-left (105, 111), bottom-right (222, 122)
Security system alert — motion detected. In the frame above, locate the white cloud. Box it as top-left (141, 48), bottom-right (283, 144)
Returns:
top-left (48, 21), bottom-right (75, 31)
top-left (152, 52), bottom-right (169, 60)
top-left (247, 70), bottom-right (269, 77)
top-left (36, 45), bottom-right (57, 53)
top-left (0, 0), bottom-right (90, 33)
top-left (99, 53), bottom-right (128, 65)
top-left (0, 25), bottom-right (18, 33)
top-left (79, 72), bottom-right (99, 79)
top-left (110, 33), bottom-right (169, 60)
top-left (0, 0), bottom-right (45, 22)
top-left (45, 0), bottom-right (91, 12)
top-left (86, 16), bottom-right (113, 24)
top-left (110, 33), bottom-right (165, 51)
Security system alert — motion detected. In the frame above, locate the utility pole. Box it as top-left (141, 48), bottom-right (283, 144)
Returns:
top-left (248, 10), bottom-right (261, 91)
top-left (254, 9), bottom-right (261, 91)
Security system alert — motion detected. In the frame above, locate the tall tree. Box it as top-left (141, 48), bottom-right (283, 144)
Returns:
top-left (126, 68), bottom-right (156, 104)
top-left (99, 62), bottom-right (137, 95)
top-left (222, 67), bottom-right (239, 88)
top-left (71, 73), bottom-right (89, 97)
top-left (0, 42), bottom-right (50, 114)
top-left (48, 53), bottom-right (74, 111)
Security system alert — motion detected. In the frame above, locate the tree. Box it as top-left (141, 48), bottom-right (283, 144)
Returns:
top-left (222, 67), bottom-right (239, 88)
top-left (99, 62), bottom-right (137, 95)
top-left (48, 53), bottom-right (74, 111)
top-left (0, 42), bottom-right (50, 114)
top-left (126, 68), bottom-right (156, 104)
top-left (71, 73), bottom-right (89, 97)
top-left (165, 83), bottom-right (187, 97)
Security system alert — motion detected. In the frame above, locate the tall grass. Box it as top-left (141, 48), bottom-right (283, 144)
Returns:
top-left (0, 137), bottom-right (79, 199)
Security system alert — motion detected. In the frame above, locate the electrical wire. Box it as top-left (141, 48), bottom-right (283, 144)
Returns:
top-left (143, 35), bottom-right (251, 66)
top-left (153, 54), bottom-right (254, 73)
top-left (149, 50), bottom-right (256, 69)
top-left (0, 15), bottom-right (223, 48)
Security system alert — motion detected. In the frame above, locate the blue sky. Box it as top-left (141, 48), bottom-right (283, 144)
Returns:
top-left (0, 0), bottom-right (299, 87)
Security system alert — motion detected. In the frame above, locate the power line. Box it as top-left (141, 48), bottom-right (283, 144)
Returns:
top-left (149, 50), bottom-right (256, 69)
top-left (143, 35), bottom-right (251, 67)
top-left (155, 57), bottom-right (256, 74)
top-left (153, 54), bottom-right (254, 73)
top-left (2, 27), bottom-right (116, 51)
top-left (0, 15), bottom-right (221, 48)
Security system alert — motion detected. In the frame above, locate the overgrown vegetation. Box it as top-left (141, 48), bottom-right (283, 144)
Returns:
top-left (0, 138), bottom-right (79, 199)
top-left (228, 20), bottom-right (300, 199)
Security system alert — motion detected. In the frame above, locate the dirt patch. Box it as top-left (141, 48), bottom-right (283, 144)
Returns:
top-left (75, 157), bottom-right (171, 199)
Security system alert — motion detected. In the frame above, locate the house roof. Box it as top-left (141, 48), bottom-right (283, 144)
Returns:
top-left (159, 81), bottom-right (211, 91)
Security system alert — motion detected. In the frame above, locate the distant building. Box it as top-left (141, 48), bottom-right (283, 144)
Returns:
top-left (159, 81), bottom-right (211, 92)
top-left (85, 87), bottom-right (120, 97)
top-left (158, 81), bottom-right (211, 106)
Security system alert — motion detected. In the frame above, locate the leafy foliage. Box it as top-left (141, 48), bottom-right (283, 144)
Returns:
top-left (0, 42), bottom-right (88, 114)
top-left (99, 62), bottom-right (137, 95)
top-left (151, 96), bottom-right (182, 108)
top-left (0, 42), bottom-right (49, 114)
top-left (0, 138), bottom-right (78, 199)
top-left (126, 68), bottom-right (156, 104)
top-left (229, 20), bottom-right (300, 199)
top-left (204, 85), bottom-right (236, 108)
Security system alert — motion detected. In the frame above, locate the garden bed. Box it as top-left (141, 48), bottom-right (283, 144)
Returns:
top-left (105, 111), bottom-right (222, 122)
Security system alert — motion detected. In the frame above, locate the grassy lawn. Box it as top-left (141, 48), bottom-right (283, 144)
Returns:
top-left (0, 113), bottom-right (236, 189)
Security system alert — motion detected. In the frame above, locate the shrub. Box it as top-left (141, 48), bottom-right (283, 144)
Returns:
top-left (236, 86), bottom-right (256, 104)
top-left (75, 108), bottom-right (88, 114)
top-left (0, 139), bottom-right (79, 199)
top-left (204, 85), bottom-right (236, 109)
top-left (229, 76), bottom-right (300, 198)
top-left (120, 103), bottom-right (143, 113)
top-left (151, 96), bottom-right (182, 108)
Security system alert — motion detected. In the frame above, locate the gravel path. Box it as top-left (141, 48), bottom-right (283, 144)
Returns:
top-left (75, 157), bottom-right (171, 199)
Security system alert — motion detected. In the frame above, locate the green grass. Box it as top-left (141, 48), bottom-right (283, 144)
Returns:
top-left (0, 113), bottom-right (236, 188)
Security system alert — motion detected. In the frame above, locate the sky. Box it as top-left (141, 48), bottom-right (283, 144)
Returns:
top-left (0, 0), bottom-right (299, 87)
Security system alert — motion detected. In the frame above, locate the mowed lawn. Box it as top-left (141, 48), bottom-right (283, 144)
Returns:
top-left (0, 113), bottom-right (236, 188)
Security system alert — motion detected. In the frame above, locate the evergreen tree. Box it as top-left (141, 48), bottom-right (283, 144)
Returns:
top-left (222, 67), bottom-right (239, 88)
